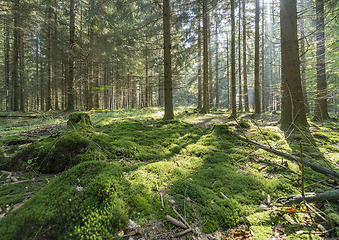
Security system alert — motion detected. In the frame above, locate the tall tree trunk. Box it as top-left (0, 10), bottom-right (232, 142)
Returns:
top-left (300, 0), bottom-right (310, 114)
top-left (254, 0), bottom-right (261, 115)
top-left (261, 2), bottom-right (265, 112)
top-left (94, 64), bottom-right (100, 109)
top-left (12, 0), bottom-right (20, 111)
top-left (226, 33), bottom-right (230, 110)
top-left (5, 18), bottom-right (10, 111)
top-left (46, 5), bottom-right (52, 110)
top-left (35, 33), bottom-right (39, 111)
top-left (231, 0), bottom-right (236, 118)
top-left (280, 0), bottom-right (308, 128)
top-left (54, 9), bottom-right (59, 110)
top-left (208, 17), bottom-right (213, 108)
top-left (163, 0), bottom-right (174, 120)
top-left (19, 23), bottom-right (25, 112)
top-left (315, 0), bottom-right (328, 120)
top-left (243, 0), bottom-right (249, 112)
top-left (197, 14), bottom-right (202, 110)
top-left (67, 0), bottom-right (75, 110)
top-left (215, 18), bottom-right (219, 108)
top-left (238, 0), bottom-right (242, 112)
top-left (145, 30), bottom-right (150, 107)
top-left (202, 0), bottom-right (210, 114)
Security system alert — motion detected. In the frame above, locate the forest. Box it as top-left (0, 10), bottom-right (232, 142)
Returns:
top-left (0, 0), bottom-right (339, 239)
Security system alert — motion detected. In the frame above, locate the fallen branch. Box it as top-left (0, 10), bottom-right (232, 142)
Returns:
top-left (234, 133), bottom-right (339, 182)
top-left (165, 215), bottom-right (187, 229)
top-left (280, 189), bottom-right (339, 205)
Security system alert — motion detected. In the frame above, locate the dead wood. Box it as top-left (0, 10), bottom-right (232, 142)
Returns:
top-left (234, 133), bottom-right (339, 182)
top-left (0, 115), bottom-right (40, 118)
top-left (279, 189), bottom-right (339, 205)
top-left (165, 215), bottom-right (187, 229)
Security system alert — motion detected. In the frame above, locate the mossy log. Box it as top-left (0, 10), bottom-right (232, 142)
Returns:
top-left (232, 129), bottom-right (339, 182)
top-left (282, 189), bottom-right (339, 205)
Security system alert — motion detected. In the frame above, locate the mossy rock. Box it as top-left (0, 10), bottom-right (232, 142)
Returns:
top-left (0, 161), bottom-right (130, 240)
top-left (67, 112), bottom-right (94, 132)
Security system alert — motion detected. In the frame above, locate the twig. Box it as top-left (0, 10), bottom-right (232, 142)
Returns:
top-left (173, 206), bottom-right (190, 229)
top-left (165, 215), bottom-right (187, 229)
top-left (304, 202), bottom-right (328, 223)
top-left (173, 228), bottom-right (192, 238)
top-left (160, 193), bottom-right (164, 208)
top-left (251, 119), bottom-right (272, 148)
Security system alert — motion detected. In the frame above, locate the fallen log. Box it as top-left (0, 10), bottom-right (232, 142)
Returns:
top-left (234, 133), bottom-right (339, 182)
top-left (280, 189), bottom-right (339, 205)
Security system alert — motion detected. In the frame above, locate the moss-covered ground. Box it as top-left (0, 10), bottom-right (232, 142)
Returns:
top-left (0, 108), bottom-right (338, 239)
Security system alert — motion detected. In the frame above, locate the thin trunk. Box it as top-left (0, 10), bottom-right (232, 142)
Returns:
top-left (208, 17), bottom-right (213, 107)
top-left (12, 0), bottom-right (19, 111)
top-left (261, 2), bottom-right (265, 112)
top-left (5, 19), bottom-right (10, 111)
top-left (163, 0), bottom-right (174, 120)
top-left (198, 12), bottom-right (202, 110)
top-left (243, 0), bottom-right (249, 112)
top-left (19, 24), bottom-right (25, 111)
top-left (254, 0), bottom-right (261, 115)
top-left (315, 0), bottom-right (328, 120)
top-left (36, 33), bottom-right (39, 111)
top-left (238, 0), bottom-right (242, 112)
top-left (215, 19), bottom-right (219, 108)
top-left (231, 0), bottom-right (236, 118)
top-left (54, 9), bottom-right (59, 110)
top-left (300, 0), bottom-right (309, 114)
top-left (46, 5), bottom-right (52, 110)
top-left (202, 0), bottom-right (210, 114)
top-left (67, 0), bottom-right (75, 110)
top-left (226, 33), bottom-right (230, 110)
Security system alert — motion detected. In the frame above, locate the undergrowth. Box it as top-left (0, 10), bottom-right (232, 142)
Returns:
top-left (0, 109), bottom-right (338, 239)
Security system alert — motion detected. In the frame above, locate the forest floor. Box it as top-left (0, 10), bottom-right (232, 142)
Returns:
top-left (0, 107), bottom-right (338, 239)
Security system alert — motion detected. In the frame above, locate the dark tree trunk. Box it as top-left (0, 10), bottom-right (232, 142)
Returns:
top-left (163, 0), bottom-right (174, 120)
top-left (215, 18), bottom-right (219, 108)
top-left (261, 2), bottom-right (265, 112)
top-left (46, 5), bottom-right (52, 110)
top-left (53, 9), bottom-right (59, 110)
top-left (12, 0), bottom-right (20, 111)
top-left (202, 0), bottom-right (210, 114)
top-left (254, 0), bottom-right (261, 115)
top-left (243, 0), bottom-right (249, 112)
top-left (198, 11), bottom-right (202, 110)
top-left (280, 0), bottom-right (308, 128)
top-left (315, 0), bottom-right (329, 120)
top-left (5, 18), bottom-right (10, 111)
top-left (67, 0), bottom-right (75, 110)
top-left (238, 0), bottom-right (242, 112)
top-left (231, 0), bottom-right (236, 118)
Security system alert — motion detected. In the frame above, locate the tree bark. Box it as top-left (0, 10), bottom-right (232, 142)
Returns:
top-left (238, 1), bottom-right (242, 112)
top-left (5, 18), bottom-right (10, 111)
top-left (243, 0), bottom-right (249, 112)
top-left (12, 0), bottom-right (20, 111)
top-left (202, 0), bottom-right (210, 114)
top-left (315, 0), bottom-right (329, 120)
top-left (231, 0), bottom-right (236, 118)
top-left (46, 5), bottom-right (52, 110)
top-left (280, 0), bottom-right (308, 128)
top-left (163, 0), bottom-right (174, 120)
top-left (261, 2), bottom-right (265, 112)
top-left (197, 11), bottom-right (202, 110)
top-left (67, 0), bottom-right (75, 111)
top-left (254, 0), bottom-right (261, 115)
top-left (215, 18), bottom-right (219, 108)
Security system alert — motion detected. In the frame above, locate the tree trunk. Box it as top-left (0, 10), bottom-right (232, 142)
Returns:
top-left (243, 0), bottom-right (249, 112)
top-left (5, 18), bottom-right (10, 111)
top-left (261, 2), bottom-right (265, 112)
top-left (215, 18), bottom-right (219, 108)
top-left (315, 0), bottom-right (329, 120)
top-left (53, 9), bottom-right (59, 110)
top-left (198, 11), bottom-right (202, 110)
top-left (231, 0), bottom-right (236, 118)
top-left (67, 0), bottom-right (75, 111)
top-left (46, 5), bottom-right (52, 110)
top-left (280, 0), bottom-right (308, 128)
top-left (226, 33), bottom-right (230, 110)
top-left (202, 0), bottom-right (210, 114)
top-left (238, 1), bottom-right (242, 112)
top-left (12, 0), bottom-right (20, 111)
top-left (163, 0), bottom-right (174, 120)
top-left (254, 0), bottom-right (261, 115)
top-left (19, 21), bottom-right (25, 112)
top-left (300, 0), bottom-right (310, 114)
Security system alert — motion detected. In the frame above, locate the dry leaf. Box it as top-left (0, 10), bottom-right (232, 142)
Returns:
top-left (276, 223), bottom-right (285, 234)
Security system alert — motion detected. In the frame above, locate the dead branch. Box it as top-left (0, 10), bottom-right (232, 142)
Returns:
top-left (165, 215), bottom-right (187, 229)
top-left (280, 189), bottom-right (339, 205)
top-left (234, 133), bottom-right (339, 182)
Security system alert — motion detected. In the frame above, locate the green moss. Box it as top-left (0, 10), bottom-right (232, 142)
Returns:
top-left (67, 112), bottom-right (94, 132)
top-left (0, 161), bottom-right (130, 240)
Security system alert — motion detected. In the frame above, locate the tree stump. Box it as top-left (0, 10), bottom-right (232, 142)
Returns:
top-left (67, 112), bottom-right (94, 132)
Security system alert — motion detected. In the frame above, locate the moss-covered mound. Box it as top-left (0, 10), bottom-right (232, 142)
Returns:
top-left (0, 161), bottom-right (131, 240)
top-left (4, 113), bottom-right (98, 173)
